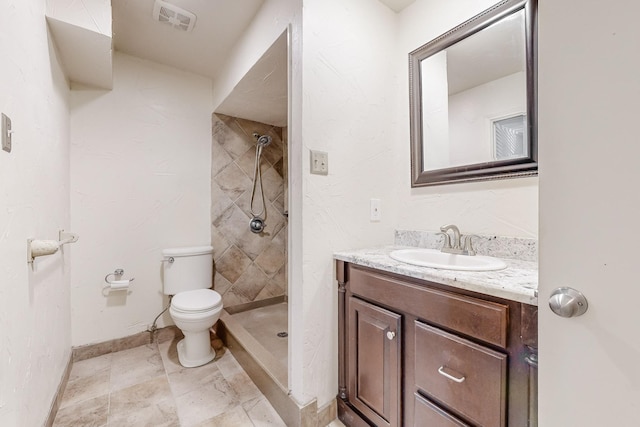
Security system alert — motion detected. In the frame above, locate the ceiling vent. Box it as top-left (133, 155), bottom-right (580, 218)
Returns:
top-left (152, 0), bottom-right (197, 32)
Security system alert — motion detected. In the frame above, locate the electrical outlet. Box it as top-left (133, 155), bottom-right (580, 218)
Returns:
top-left (310, 150), bottom-right (328, 175)
top-left (370, 198), bottom-right (381, 222)
top-left (2, 113), bottom-right (12, 153)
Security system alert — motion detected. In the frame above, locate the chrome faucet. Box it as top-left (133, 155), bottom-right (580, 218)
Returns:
top-left (438, 224), bottom-right (476, 256)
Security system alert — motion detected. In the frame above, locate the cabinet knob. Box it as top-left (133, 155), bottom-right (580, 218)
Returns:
top-left (386, 331), bottom-right (396, 340)
top-left (549, 287), bottom-right (588, 318)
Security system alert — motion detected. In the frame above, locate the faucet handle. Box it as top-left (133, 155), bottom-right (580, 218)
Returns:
top-left (437, 232), bottom-right (452, 249)
top-left (462, 235), bottom-right (478, 256)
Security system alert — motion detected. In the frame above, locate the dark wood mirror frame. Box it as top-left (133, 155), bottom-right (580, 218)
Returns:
top-left (409, 0), bottom-right (537, 187)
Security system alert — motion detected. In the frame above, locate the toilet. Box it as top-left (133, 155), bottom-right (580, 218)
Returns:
top-left (162, 246), bottom-right (223, 368)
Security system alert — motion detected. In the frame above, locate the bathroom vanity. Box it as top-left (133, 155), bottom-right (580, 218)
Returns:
top-left (334, 246), bottom-right (538, 427)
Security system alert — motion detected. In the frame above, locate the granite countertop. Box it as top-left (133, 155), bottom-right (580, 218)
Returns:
top-left (334, 245), bottom-right (538, 306)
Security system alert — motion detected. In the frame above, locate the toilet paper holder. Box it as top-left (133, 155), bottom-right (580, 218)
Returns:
top-left (104, 268), bottom-right (135, 293)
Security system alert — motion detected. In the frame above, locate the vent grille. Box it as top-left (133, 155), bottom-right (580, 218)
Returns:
top-left (153, 0), bottom-right (196, 32)
top-left (493, 114), bottom-right (527, 160)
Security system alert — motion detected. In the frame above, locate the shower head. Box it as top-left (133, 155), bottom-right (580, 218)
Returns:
top-left (253, 133), bottom-right (272, 147)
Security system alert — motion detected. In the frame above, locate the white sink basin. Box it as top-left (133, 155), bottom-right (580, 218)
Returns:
top-left (389, 248), bottom-right (507, 271)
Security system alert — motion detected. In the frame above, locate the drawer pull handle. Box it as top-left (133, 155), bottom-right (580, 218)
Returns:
top-left (386, 331), bottom-right (396, 340)
top-left (438, 366), bottom-right (466, 383)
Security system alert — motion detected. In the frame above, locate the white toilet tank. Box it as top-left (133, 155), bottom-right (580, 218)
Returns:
top-left (162, 246), bottom-right (214, 295)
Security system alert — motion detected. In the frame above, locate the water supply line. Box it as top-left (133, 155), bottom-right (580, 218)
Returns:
top-left (249, 133), bottom-right (272, 233)
top-left (148, 296), bottom-right (172, 342)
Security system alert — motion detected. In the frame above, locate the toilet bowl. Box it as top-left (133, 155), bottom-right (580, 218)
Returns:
top-left (170, 288), bottom-right (223, 367)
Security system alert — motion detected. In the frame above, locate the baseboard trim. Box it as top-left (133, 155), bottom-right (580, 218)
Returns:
top-left (71, 325), bottom-right (182, 362)
top-left (45, 352), bottom-right (73, 427)
top-left (318, 399), bottom-right (338, 427)
top-left (223, 295), bottom-right (286, 315)
top-left (337, 398), bottom-right (370, 427)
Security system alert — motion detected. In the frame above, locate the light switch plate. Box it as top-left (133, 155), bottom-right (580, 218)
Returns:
top-left (2, 113), bottom-right (12, 153)
top-left (310, 150), bottom-right (328, 175)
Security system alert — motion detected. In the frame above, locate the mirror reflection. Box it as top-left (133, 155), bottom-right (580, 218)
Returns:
top-left (409, 0), bottom-right (537, 187)
top-left (422, 10), bottom-right (526, 170)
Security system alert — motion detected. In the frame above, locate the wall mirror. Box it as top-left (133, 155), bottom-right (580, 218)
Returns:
top-left (409, 0), bottom-right (537, 187)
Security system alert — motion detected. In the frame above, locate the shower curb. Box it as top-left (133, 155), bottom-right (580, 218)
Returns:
top-left (220, 309), bottom-right (335, 426)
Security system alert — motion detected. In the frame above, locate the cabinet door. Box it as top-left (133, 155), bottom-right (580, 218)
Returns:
top-left (348, 297), bottom-right (401, 427)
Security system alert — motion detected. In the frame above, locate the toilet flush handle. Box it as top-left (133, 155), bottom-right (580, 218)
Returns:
top-left (165, 257), bottom-right (175, 263)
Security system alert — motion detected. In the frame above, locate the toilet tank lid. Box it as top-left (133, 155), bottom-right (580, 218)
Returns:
top-left (162, 246), bottom-right (213, 257)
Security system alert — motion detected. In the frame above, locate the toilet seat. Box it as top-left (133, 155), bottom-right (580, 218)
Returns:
top-left (171, 289), bottom-right (222, 313)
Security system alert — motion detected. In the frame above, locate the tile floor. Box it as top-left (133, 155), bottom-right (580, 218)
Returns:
top-left (53, 338), bottom-right (287, 426)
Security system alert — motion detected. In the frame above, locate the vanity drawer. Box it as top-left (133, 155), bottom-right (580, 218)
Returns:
top-left (413, 393), bottom-right (470, 427)
top-left (349, 266), bottom-right (509, 347)
top-left (414, 321), bottom-right (507, 427)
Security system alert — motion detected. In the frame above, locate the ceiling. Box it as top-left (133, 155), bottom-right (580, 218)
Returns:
top-left (214, 32), bottom-right (289, 127)
top-left (111, 0), bottom-right (417, 127)
top-left (379, 0), bottom-right (417, 12)
top-left (112, 0), bottom-right (415, 80)
top-left (112, 0), bottom-right (265, 80)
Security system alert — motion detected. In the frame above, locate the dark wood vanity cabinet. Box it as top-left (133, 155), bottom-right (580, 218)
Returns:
top-left (336, 261), bottom-right (538, 427)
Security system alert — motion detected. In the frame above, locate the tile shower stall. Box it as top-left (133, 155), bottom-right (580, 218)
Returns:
top-left (210, 113), bottom-right (288, 308)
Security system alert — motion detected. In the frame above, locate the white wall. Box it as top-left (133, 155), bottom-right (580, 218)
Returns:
top-left (70, 52), bottom-right (213, 346)
top-left (46, 0), bottom-right (111, 36)
top-left (396, 0), bottom-right (538, 238)
top-left (0, 1), bottom-right (71, 425)
top-left (300, 0), bottom-right (399, 407)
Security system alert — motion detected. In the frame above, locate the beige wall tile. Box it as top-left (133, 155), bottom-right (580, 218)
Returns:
top-left (216, 245), bottom-right (252, 283)
top-left (216, 163), bottom-right (252, 202)
top-left (211, 114), bottom-right (287, 309)
top-left (213, 272), bottom-right (233, 296)
top-left (211, 226), bottom-right (231, 260)
top-left (212, 115), bottom-right (253, 160)
top-left (255, 242), bottom-right (286, 278)
top-left (211, 140), bottom-right (234, 178)
top-left (231, 264), bottom-right (271, 301)
top-left (211, 181), bottom-right (235, 224)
